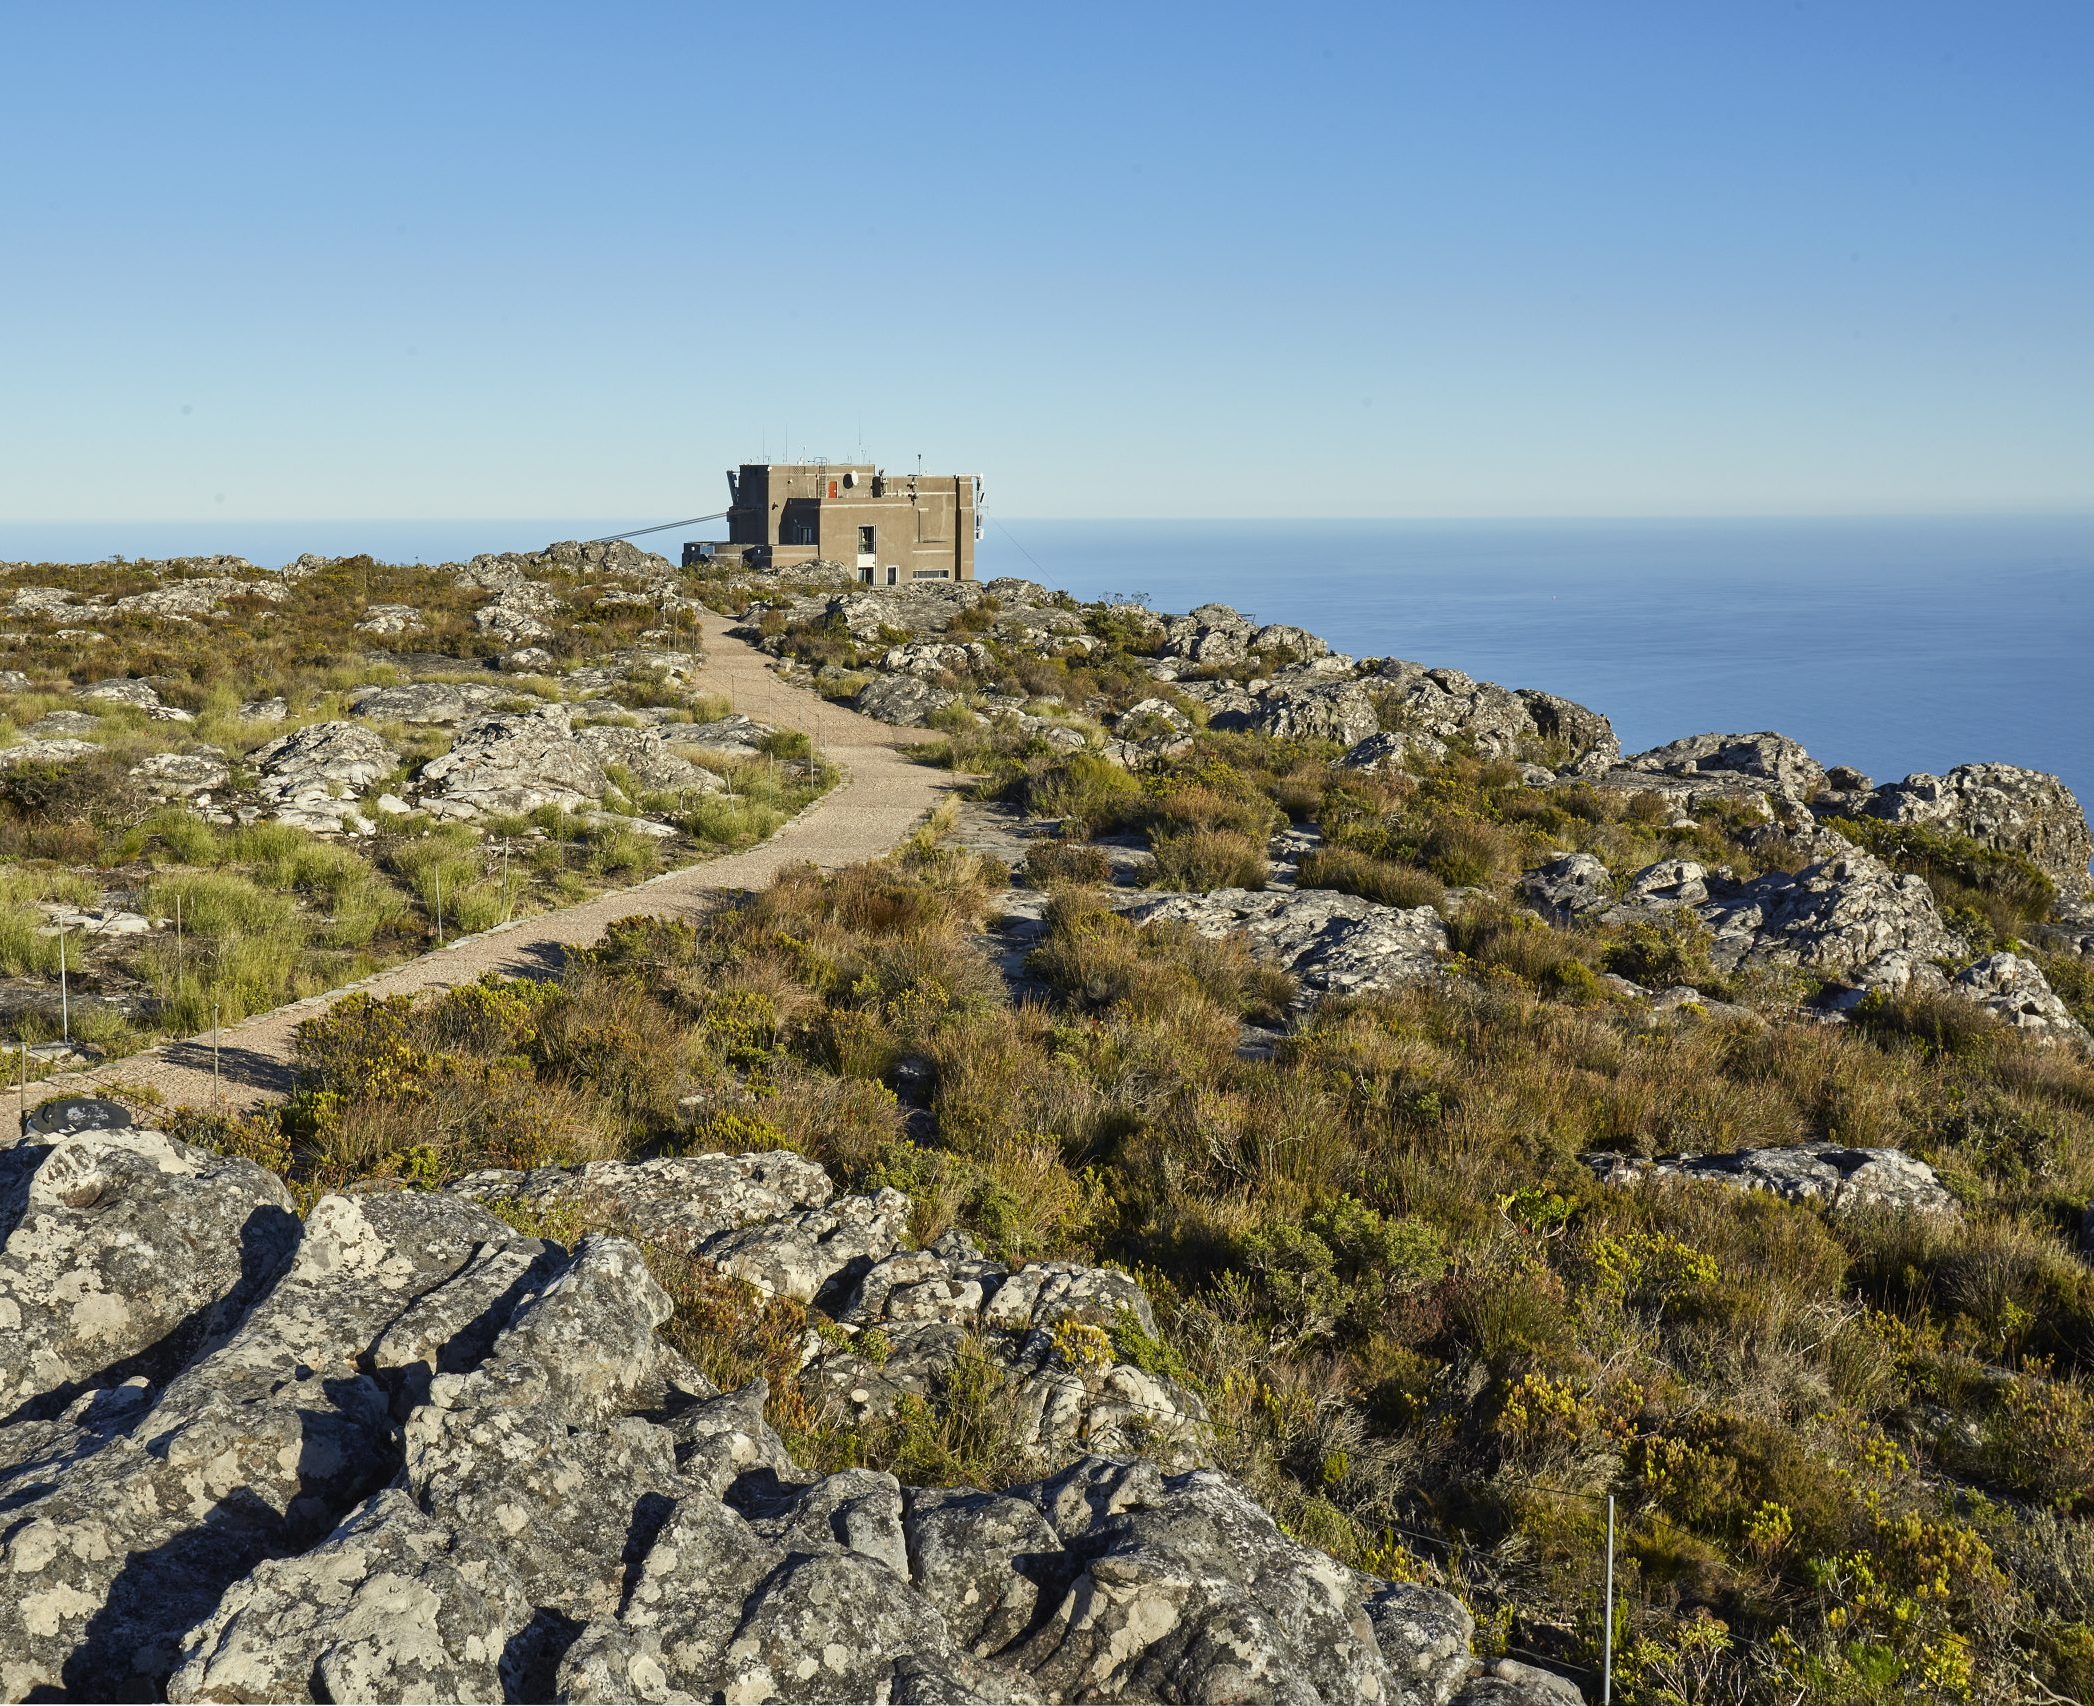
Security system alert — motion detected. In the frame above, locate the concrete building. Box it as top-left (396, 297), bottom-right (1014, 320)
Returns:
top-left (685, 463), bottom-right (980, 583)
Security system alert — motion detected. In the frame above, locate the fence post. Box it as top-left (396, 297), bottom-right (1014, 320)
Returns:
top-left (1602, 1493), bottom-right (1616, 1705)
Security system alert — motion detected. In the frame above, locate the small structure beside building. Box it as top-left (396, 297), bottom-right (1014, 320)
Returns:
top-left (685, 462), bottom-right (981, 583)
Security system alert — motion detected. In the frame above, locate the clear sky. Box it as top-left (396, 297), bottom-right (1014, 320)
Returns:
top-left (2, 1), bottom-right (2089, 522)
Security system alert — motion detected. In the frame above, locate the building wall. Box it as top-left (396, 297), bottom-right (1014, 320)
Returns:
top-left (723, 464), bottom-right (975, 582)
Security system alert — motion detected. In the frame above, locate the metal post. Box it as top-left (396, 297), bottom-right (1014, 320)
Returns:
top-left (212, 1001), bottom-right (222, 1105)
top-left (434, 867), bottom-right (444, 947)
top-left (57, 929), bottom-right (68, 1043)
top-left (17, 1040), bottom-right (25, 1132)
top-left (1602, 1494), bottom-right (1616, 1705)
top-left (174, 892), bottom-right (183, 971)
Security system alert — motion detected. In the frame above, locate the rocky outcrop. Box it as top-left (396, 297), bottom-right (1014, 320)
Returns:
top-left (1127, 886), bottom-right (1448, 1001)
top-left (1211, 676), bottom-right (1381, 746)
top-left (1157, 601), bottom-right (1258, 667)
top-left (1521, 852), bottom-right (1615, 922)
top-left (1951, 952), bottom-right (2091, 1046)
top-left (110, 575), bottom-right (284, 620)
top-left (0, 736), bottom-right (101, 770)
top-left (1588, 1143), bottom-right (1960, 1216)
top-left (353, 603), bottom-right (423, 636)
top-left (1368, 661), bottom-right (1619, 770)
top-left (350, 680), bottom-right (517, 725)
top-left (0, 1121), bottom-right (1546, 1705)
top-left (574, 722), bottom-right (725, 795)
top-left (1861, 762), bottom-right (2094, 896)
top-left (855, 671), bottom-right (959, 726)
top-left (74, 678), bottom-right (194, 721)
top-left (416, 705), bottom-right (606, 818)
top-left (130, 748), bottom-right (231, 804)
top-left (457, 1153), bottom-right (1211, 1468)
top-left (1617, 731), bottom-right (1827, 805)
top-left (248, 720), bottom-right (399, 833)
top-left (1694, 843), bottom-right (1964, 988)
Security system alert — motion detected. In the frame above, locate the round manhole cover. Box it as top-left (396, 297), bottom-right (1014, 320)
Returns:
top-left (24, 1096), bottom-right (135, 1137)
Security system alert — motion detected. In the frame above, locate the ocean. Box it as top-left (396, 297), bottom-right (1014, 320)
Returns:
top-left (5, 513), bottom-right (2092, 810)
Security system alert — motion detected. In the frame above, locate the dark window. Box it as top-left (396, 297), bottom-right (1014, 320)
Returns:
top-left (858, 525), bottom-right (876, 555)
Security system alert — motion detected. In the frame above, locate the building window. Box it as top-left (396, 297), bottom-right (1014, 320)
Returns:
top-left (858, 566), bottom-right (873, 584)
top-left (912, 567), bottom-right (951, 580)
top-left (858, 525), bottom-right (876, 555)
top-left (886, 565), bottom-right (898, 586)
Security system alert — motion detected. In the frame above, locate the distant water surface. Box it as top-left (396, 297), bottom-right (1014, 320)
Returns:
top-left (981, 516), bottom-right (2094, 812)
top-left (5, 513), bottom-right (2091, 810)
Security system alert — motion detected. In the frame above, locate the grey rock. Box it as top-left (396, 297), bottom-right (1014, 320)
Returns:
top-left (575, 721), bottom-right (725, 794)
top-left (1371, 661), bottom-right (1618, 769)
top-left (131, 748), bottom-right (231, 801)
top-left (349, 680), bottom-right (514, 725)
top-left (1214, 678), bottom-right (1381, 746)
top-left (25, 709), bottom-right (99, 738)
top-left (1622, 730), bottom-right (1827, 804)
top-left (1159, 601), bottom-right (1258, 666)
top-left (1341, 728), bottom-right (1450, 772)
top-left (0, 1125), bottom-right (1527, 1706)
top-left (417, 704), bottom-right (605, 817)
top-left (111, 575), bottom-right (283, 620)
top-left (167, 1489), bottom-right (531, 1705)
top-left (238, 696), bottom-right (288, 723)
top-left (1252, 622), bottom-right (1330, 663)
top-left (1588, 1142), bottom-right (1959, 1216)
top-left (353, 603), bottom-right (423, 636)
top-left (248, 719), bottom-right (398, 832)
top-left (856, 671), bottom-right (959, 726)
top-left (75, 677), bottom-right (194, 720)
top-left (680, 711), bottom-right (775, 758)
top-left (0, 736), bottom-right (100, 768)
top-left (0, 1125), bottom-right (297, 1420)
top-left (1128, 886), bottom-right (1448, 1002)
top-left (1951, 951), bottom-right (2091, 1046)
top-left (1521, 852), bottom-right (1614, 922)
top-left (1862, 762), bottom-right (2094, 896)
top-left (1694, 843), bottom-right (1963, 987)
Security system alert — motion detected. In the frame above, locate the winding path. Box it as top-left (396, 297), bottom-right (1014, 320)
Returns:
top-left (36, 609), bottom-right (956, 1115)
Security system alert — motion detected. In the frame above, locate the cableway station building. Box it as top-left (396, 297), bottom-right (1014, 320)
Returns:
top-left (684, 462), bottom-right (981, 583)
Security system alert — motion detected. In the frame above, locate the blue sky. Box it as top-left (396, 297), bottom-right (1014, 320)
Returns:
top-left (2, 1), bottom-right (2089, 522)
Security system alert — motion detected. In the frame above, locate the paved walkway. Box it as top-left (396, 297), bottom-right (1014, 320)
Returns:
top-left (37, 608), bottom-right (956, 1114)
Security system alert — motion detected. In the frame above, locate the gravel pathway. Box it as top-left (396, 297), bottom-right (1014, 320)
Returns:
top-left (34, 609), bottom-right (955, 1115)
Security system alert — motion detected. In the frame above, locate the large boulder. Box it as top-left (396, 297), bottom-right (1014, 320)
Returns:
top-left (1, 1121), bottom-right (1554, 1705)
top-left (1127, 886), bottom-right (1448, 1002)
top-left (416, 705), bottom-right (606, 817)
top-left (349, 681), bottom-right (515, 725)
top-left (1158, 602), bottom-right (1258, 667)
top-left (1861, 762), bottom-right (2094, 897)
top-left (855, 671), bottom-right (958, 726)
top-left (1618, 731), bottom-right (1827, 805)
top-left (574, 722), bottom-right (726, 794)
top-left (248, 719), bottom-right (399, 833)
top-left (1369, 661), bottom-right (1618, 770)
top-left (1212, 677), bottom-right (1381, 746)
top-left (1693, 842), bottom-right (1964, 987)
top-left (1951, 951), bottom-right (2091, 1046)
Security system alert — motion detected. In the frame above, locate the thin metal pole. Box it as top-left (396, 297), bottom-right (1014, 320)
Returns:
top-left (174, 892), bottom-right (182, 970)
top-left (434, 866), bottom-right (444, 947)
top-left (1602, 1494), bottom-right (1615, 1705)
top-left (17, 1041), bottom-right (25, 1132)
top-left (212, 1001), bottom-right (222, 1105)
top-left (58, 929), bottom-right (68, 1043)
